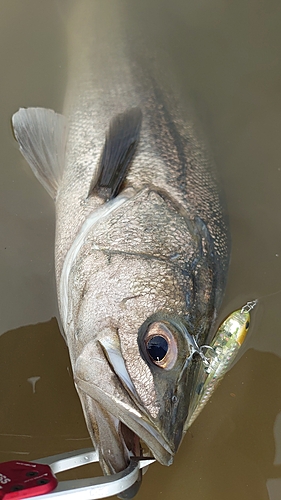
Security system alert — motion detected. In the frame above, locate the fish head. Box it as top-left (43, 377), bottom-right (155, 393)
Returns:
top-left (63, 189), bottom-right (219, 476)
top-left (72, 261), bottom-right (198, 474)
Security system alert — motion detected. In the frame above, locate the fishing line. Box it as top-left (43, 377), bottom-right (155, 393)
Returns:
top-left (255, 289), bottom-right (281, 301)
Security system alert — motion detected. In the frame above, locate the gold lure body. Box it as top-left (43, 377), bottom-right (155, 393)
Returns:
top-left (185, 301), bottom-right (256, 429)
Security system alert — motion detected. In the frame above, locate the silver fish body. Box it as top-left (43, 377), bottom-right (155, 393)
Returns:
top-left (12, 0), bottom-right (230, 489)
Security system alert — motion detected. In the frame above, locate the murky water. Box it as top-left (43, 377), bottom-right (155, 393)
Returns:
top-left (1, 1), bottom-right (281, 499)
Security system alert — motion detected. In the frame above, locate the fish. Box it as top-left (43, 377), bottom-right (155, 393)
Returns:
top-left (11, 0), bottom-right (230, 494)
top-left (185, 300), bottom-right (257, 430)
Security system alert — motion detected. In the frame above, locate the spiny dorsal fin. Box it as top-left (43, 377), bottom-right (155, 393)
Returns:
top-left (12, 107), bottom-right (68, 199)
top-left (90, 107), bottom-right (142, 200)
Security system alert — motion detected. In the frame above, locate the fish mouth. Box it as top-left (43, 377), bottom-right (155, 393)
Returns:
top-left (74, 373), bottom-right (179, 499)
top-left (75, 376), bottom-right (175, 466)
top-left (74, 343), bottom-right (196, 478)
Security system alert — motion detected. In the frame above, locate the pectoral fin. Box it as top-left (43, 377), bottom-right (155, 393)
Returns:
top-left (90, 107), bottom-right (142, 200)
top-left (12, 107), bottom-right (68, 199)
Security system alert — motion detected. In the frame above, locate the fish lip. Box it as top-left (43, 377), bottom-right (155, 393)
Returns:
top-left (75, 376), bottom-right (174, 465)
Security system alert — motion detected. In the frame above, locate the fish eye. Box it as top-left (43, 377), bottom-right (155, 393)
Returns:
top-left (146, 335), bottom-right (168, 361)
top-left (144, 322), bottom-right (178, 370)
top-left (245, 321), bottom-right (250, 330)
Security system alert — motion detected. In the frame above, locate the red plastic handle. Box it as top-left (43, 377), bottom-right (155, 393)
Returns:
top-left (0, 461), bottom-right (57, 499)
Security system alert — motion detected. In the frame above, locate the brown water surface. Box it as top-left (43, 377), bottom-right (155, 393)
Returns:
top-left (0, 1), bottom-right (281, 499)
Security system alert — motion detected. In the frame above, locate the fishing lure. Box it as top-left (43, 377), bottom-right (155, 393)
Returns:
top-left (185, 300), bottom-right (257, 429)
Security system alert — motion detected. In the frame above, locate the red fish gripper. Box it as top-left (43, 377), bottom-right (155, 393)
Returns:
top-left (0, 460), bottom-right (57, 500)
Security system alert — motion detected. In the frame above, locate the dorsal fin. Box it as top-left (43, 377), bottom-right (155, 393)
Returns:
top-left (12, 107), bottom-right (68, 199)
top-left (90, 107), bottom-right (142, 200)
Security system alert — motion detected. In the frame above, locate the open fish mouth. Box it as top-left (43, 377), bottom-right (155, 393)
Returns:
top-left (74, 375), bottom-right (176, 500)
top-left (75, 374), bottom-right (175, 469)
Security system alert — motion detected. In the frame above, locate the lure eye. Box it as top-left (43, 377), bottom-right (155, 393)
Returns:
top-left (144, 322), bottom-right (178, 370)
top-left (245, 321), bottom-right (250, 330)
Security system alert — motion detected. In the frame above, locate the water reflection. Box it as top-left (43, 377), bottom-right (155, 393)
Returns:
top-left (0, 319), bottom-right (91, 461)
top-left (0, 0), bottom-right (64, 336)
